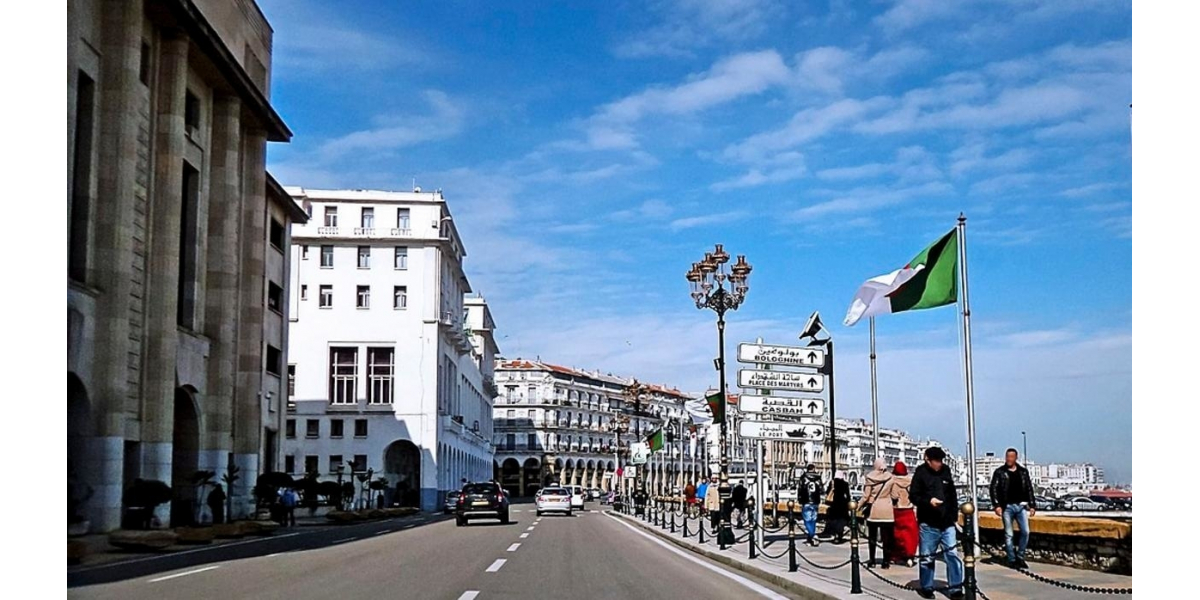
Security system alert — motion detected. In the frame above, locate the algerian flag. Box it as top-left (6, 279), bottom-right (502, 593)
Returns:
top-left (844, 228), bottom-right (959, 327)
top-left (704, 390), bottom-right (725, 425)
top-left (646, 428), bottom-right (664, 452)
top-left (684, 397), bottom-right (714, 426)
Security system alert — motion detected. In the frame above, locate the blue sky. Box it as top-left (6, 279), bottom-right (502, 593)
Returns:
top-left (259, 0), bottom-right (1132, 484)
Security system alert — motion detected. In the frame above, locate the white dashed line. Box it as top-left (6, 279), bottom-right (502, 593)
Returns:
top-left (333, 536), bottom-right (358, 543)
top-left (485, 559), bottom-right (507, 573)
top-left (507, 543), bottom-right (521, 552)
top-left (457, 592), bottom-right (479, 600)
top-left (520, 533), bottom-right (529, 538)
top-left (374, 530), bottom-right (391, 536)
top-left (148, 566), bottom-right (220, 583)
top-left (526, 526), bottom-right (535, 531)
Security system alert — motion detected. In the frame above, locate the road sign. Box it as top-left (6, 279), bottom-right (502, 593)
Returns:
top-left (738, 394), bottom-right (826, 418)
top-left (738, 369), bottom-right (825, 393)
top-left (629, 443), bottom-right (649, 465)
top-left (623, 466), bottom-right (637, 479)
top-left (738, 420), bottom-right (825, 441)
top-left (737, 343), bottom-right (826, 368)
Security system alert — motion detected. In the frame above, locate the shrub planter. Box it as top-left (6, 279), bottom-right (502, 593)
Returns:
top-left (326, 510), bottom-right (361, 524)
top-left (212, 523), bottom-right (245, 539)
top-left (174, 527), bottom-right (215, 545)
top-left (108, 530), bottom-right (179, 551)
top-left (243, 521), bottom-right (279, 536)
top-left (67, 539), bottom-right (88, 564)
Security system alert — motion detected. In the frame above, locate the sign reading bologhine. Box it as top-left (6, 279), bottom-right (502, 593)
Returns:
top-left (736, 343), bottom-right (826, 368)
top-left (738, 420), bottom-right (825, 441)
top-left (738, 394), bottom-right (825, 418)
top-left (738, 369), bottom-right (825, 393)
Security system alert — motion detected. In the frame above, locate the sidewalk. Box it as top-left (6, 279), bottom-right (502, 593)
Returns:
top-left (609, 510), bottom-right (1132, 600)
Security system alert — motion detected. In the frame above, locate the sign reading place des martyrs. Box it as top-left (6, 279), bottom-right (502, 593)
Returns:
top-left (737, 369), bottom-right (825, 393)
top-left (737, 343), bottom-right (825, 368)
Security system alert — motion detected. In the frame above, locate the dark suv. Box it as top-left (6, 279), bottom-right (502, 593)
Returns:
top-left (456, 481), bottom-right (510, 526)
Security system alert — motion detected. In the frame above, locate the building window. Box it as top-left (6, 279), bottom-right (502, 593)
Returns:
top-left (330, 419), bottom-right (344, 438)
top-left (361, 207), bottom-right (374, 228)
top-left (355, 419), bottom-right (368, 438)
top-left (305, 455), bottom-right (319, 475)
top-left (352, 455), bottom-right (367, 471)
top-left (393, 286), bottom-right (407, 310)
top-left (368, 347), bottom-right (394, 404)
top-left (285, 419), bottom-right (296, 438)
top-left (506, 433), bottom-right (515, 450)
top-left (319, 285), bottom-right (333, 308)
top-left (306, 419), bottom-right (319, 438)
top-left (70, 71), bottom-right (95, 283)
top-left (329, 347), bottom-right (358, 405)
top-left (527, 409), bottom-right (535, 419)
top-left (268, 282), bottom-right (283, 313)
top-left (301, 245), bottom-right (309, 260)
top-left (320, 245), bottom-right (333, 268)
top-left (507, 409), bottom-right (515, 418)
top-left (177, 162), bottom-right (201, 329)
top-left (397, 208), bottom-right (410, 230)
top-left (527, 433), bottom-right (537, 449)
top-left (300, 285), bottom-right (308, 301)
top-left (324, 206), bottom-right (338, 227)
top-left (288, 365), bottom-right (296, 397)
top-left (528, 386), bottom-right (537, 403)
top-left (394, 247), bottom-right (408, 269)
top-left (284, 455), bottom-right (295, 474)
top-left (184, 91), bottom-right (200, 134)
top-left (329, 455), bottom-right (343, 474)
top-left (139, 41), bottom-right (151, 85)
top-left (266, 345), bottom-right (282, 376)
top-left (357, 246), bottom-right (371, 268)
top-left (356, 285), bottom-right (370, 309)
top-left (269, 219), bottom-right (285, 251)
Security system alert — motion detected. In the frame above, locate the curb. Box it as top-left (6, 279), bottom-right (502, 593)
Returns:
top-left (609, 511), bottom-right (842, 600)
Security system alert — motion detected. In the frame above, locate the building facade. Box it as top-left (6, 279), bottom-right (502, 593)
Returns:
top-left (68, 0), bottom-right (297, 532)
top-left (974, 452), bottom-right (1107, 497)
top-left (281, 188), bottom-right (496, 511)
top-left (492, 360), bottom-right (703, 497)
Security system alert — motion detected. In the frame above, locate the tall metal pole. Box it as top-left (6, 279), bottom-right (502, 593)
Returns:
top-left (825, 339), bottom-right (837, 481)
top-left (717, 304), bottom-right (734, 547)
top-left (1022, 431), bottom-right (1028, 463)
top-left (957, 214), bottom-right (980, 556)
top-left (870, 317), bottom-right (880, 460)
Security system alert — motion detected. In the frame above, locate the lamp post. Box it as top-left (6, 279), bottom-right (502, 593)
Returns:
top-left (1022, 431), bottom-right (1028, 463)
top-left (626, 379), bottom-right (652, 511)
top-left (687, 244), bottom-right (752, 548)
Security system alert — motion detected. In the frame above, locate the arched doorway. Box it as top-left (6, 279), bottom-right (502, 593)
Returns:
top-left (68, 374), bottom-right (92, 527)
top-left (384, 440), bottom-right (421, 507)
top-left (522, 458), bottom-right (540, 497)
top-left (499, 458), bottom-right (520, 496)
top-left (171, 387), bottom-right (200, 526)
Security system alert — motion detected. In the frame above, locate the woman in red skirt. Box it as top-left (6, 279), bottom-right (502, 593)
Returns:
top-left (890, 461), bottom-right (919, 566)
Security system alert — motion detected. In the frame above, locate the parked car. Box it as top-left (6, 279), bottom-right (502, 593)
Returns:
top-left (456, 481), bottom-right (510, 526)
top-left (1034, 496), bottom-right (1056, 511)
top-left (536, 486), bottom-right (573, 516)
top-left (588, 488), bottom-right (602, 500)
top-left (568, 485), bottom-right (586, 510)
top-left (443, 491), bottom-right (462, 515)
top-left (1063, 497), bottom-right (1105, 511)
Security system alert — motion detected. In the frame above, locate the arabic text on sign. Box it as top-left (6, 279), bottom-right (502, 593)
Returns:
top-left (737, 343), bottom-right (826, 368)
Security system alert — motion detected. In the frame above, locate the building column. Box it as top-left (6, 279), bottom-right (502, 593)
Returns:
top-left (231, 129), bottom-right (268, 519)
top-left (85, 0), bottom-right (146, 533)
top-left (141, 30), bottom-right (190, 527)
top-left (202, 95), bottom-right (242, 481)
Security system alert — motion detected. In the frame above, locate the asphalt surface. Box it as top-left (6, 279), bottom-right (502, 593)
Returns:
top-left (68, 502), bottom-right (798, 600)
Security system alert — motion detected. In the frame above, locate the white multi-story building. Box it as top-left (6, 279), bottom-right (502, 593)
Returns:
top-left (492, 360), bottom-right (703, 497)
top-left (281, 188), bottom-right (498, 511)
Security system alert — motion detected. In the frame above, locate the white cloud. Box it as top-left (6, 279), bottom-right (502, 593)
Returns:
top-left (612, 0), bottom-right (783, 59)
top-left (790, 180), bottom-right (953, 220)
top-left (711, 152), bottom-right (807, 190)
top-left (316, 90), bottom-right (465, 160)
top-left (611, 199), bottom-right (675, 222)
top-left (723, 98), bottom-right (888, 164)
top-left (668, 211), bottom-right (750, 231)
top-left (260, 1), bottom-right (432, 76)
top-left (1060, 182), bottom-right (1124, 198)
top-left (949, 143), bottom-right (1034, 177)
top-left (795, 45), bottom-right (930, 95)
top-left (815, 146), bottom-right (942, 184)
top-left (874, 0), bottom-right (967, 33)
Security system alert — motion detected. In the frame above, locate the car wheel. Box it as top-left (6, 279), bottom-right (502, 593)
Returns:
top-left (456, 517), bottom-right (466, 527)
top-left (567, 509), bottom-right (573, 517)
top-left (500, 510), bottom-right (510, 524)
top-left (537, 510), bottom-right (543, 517)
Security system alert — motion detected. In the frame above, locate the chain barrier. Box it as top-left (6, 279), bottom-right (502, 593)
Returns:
top-left (972, 539), bottom-right (1133, 595)
top-left (861, 563), bottom-right (963, 594)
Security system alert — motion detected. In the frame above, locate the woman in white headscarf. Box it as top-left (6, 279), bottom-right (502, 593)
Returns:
top-left (861, 458), bottom-right (896, 568)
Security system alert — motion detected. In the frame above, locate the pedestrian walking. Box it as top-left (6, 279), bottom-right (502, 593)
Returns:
top-left (207, 483), bottom-right (226, 525)
top-left (696, 478), bottom-right (709, 516)
top-left (909, 446), bottom-right (964, 600)
top-left (798, 464), bottom-right (823, 546)
top-left (704, 476), bottom-right (722, 529)
top-left (732, 481), bottom-right (748, 528)
top-left (684, 480), bottom-right (697, 515)
top-left (890, 461), bottom-right (918, 566)
top-left (862, 458), bottom-right (895, 568)
top-left (989, 447), bottom-right (1036, 569)
top-left (281, 487), bottom-right (298, 527)
top-left (820, 471), bottom-right (852, 543)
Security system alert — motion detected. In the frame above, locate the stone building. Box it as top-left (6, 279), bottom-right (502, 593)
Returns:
top-left (67, 0), bottom-right (298, 531)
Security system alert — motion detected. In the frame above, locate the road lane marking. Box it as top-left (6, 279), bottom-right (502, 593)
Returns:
top-left (333, 536), bottom-right (358, 543)
top-left (526, 526), bottom-right (535, 531)
top-left (148, 566), bottom-right (220, 583)
top-left (485, 559), bottom-right (507, 572)
top-left (604, 514), bottom-right (789, 600)
top-left (458, 592), bottom-right (480, 600)
top-left (374, 530), bottom-right (392, 536)
top-left (72, 532), bottom-right (305, 573)
top-left (520, 533), bottom-right (529, 538)
top-left (507, 543), bottom-right (521, 552)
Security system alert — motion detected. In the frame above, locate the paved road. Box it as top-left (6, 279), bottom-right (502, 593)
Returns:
top-left (69, 503), bottom-right (797, 600)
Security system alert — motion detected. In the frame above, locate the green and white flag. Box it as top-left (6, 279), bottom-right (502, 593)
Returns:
top-left (844, 228), bottom-right (958, 327)
top-left (646, 428), bottom-right (664, 452)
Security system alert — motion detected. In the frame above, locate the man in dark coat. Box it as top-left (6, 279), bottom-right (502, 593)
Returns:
top-left (909, 446), bottom-right (964, 600)
top-left (989, 448), bottom-right (1036, 568)
top-left (798, 465), bottom-right (823, 545)
top-left (207, 484), bottom-right (226, 525)
top-left (731, 482), bottom-right (748, 528)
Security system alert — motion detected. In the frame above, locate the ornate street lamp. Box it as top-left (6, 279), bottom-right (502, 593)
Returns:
top-left (625, 379), bottom-right (653, 513)
top-left (687, 244), bottom-right (751, 547)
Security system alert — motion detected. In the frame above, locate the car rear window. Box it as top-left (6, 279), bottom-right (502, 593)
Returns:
top-left (541, 488), bottom-right (567, 495)
top-left (464, 484), bottom-right (497, 494)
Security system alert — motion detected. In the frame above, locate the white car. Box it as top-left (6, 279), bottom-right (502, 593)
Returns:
top-left (536, 487), bottom-right (573, 516)
top-left (568, 485), bottom-right (586, 510)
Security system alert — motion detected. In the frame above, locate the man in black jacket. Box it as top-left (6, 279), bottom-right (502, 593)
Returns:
top-left (989, 448), bottom-right (1036, 568)
top-left (798, 465), bottom-right (823, 546)
top-left (731, 482), bottom-right (748, 528)
top-left (908, 447), bottom-right (964, 600)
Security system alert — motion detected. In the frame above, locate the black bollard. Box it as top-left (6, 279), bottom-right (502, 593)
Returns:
top-left (683, 510), bottom-right (689, 537)
top-left (699, 513), bottom-right (706, 544)
top-left (849, 500), bottom-right (862, 594)
top-left (962, 503), bottom-right (978, 600)
top-left (788, 500), bottom-right (798, 573)
top-left (671, 503), bottom-right (676, 533)
top-left (749, 498), bottom-right (757, 560)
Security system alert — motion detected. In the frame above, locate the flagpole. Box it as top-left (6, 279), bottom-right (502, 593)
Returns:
top-left (957, 213), bottom-right (981, 556)
top-left (870, 317), bottom-right (880, 460)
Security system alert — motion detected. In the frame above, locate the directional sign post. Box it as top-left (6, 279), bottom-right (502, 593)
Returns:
top-left (737, 343), bottom-right (826, 369)
top-left (739, 394), bottom-right (826, 418)
top-left (738, 369), bottom-right (825, 393)
top-left (738, 420), bottom-right (825, 441)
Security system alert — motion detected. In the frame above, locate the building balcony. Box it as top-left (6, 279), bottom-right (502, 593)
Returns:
top-left (353, 227), bottom-right (376, 236)
top-left (390, 227), bottom-right (413, 237)
top-left (318, 226), bottom-right (339, 235)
